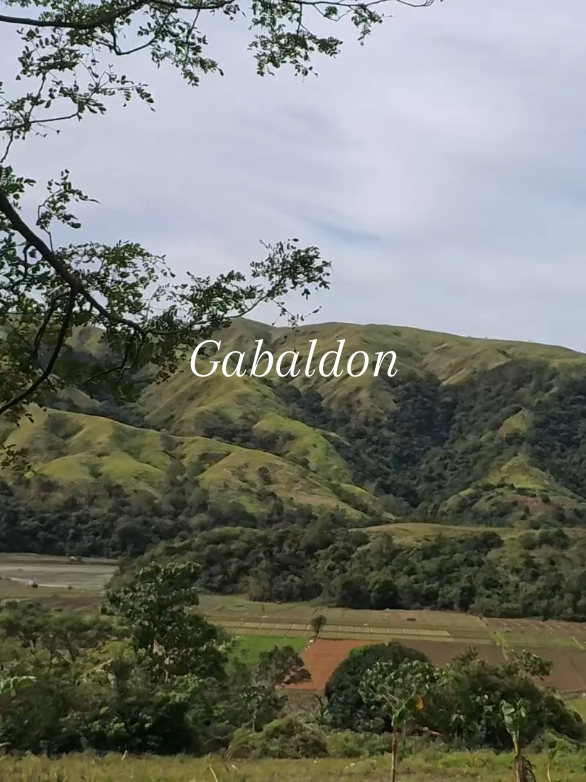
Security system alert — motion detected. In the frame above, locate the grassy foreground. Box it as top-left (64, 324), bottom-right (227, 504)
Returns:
top-left (2, 749), bottom-right (586, 781)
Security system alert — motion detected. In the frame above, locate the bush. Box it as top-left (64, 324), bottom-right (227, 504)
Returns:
top-left (325, 642), bottom-right (429, 731)
top-left (326, 730), bottom-right (393, 758)
top-left (249, 715), bottom-right (329, 759)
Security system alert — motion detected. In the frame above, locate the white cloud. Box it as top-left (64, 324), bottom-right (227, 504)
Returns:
top-left (1, 0), bottom-right (586, 349)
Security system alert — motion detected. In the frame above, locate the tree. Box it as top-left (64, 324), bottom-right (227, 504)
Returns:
top-left (324, 641), bottom-right (429, 731)
top-left (229, 644), bottom-right (311, 731)
top-left (0, 0), bottom-right (439, 420)
top-left (106, 560), bottom-right (227, 679)
top-left (0, 600), bottom-right (117, 669)
top-left (256, 644), bottom-right (310, 688)
top-left (310, 614), bottom-right (327, 638)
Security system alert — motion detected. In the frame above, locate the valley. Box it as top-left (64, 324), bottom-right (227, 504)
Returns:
top-left (3, 321), bottom-right (586, 778)
top-left (4, 553), bottom-right (586, 695)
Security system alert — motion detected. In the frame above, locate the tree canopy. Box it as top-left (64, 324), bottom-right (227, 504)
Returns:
top-left (0, 0), bottom-right (439, 419)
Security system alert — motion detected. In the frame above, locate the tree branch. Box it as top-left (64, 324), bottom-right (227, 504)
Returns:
top-left (0, 0), bottom-right (436, 31)
top-left (0, 2), bottom-right (147, 30)
top-left (0, 181), bottom-right (141, 334)
top-left (0, 288), bottom-right (76, 416)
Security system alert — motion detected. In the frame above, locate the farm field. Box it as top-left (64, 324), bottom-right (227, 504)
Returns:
top-left (198, 594), bottom-right (586, 649)
top-left (4, 555), bottom-right (586, 693)
top-left (289, 638), bottom-right (586, 692)
top-left (200, 595), bottom-right (586, 693)
top-left (2, 749), bottom-right (586, 781)
top-left (0, 553), bottom-right (117, 591)
top-left (234, 634), bottom-right (307, 663)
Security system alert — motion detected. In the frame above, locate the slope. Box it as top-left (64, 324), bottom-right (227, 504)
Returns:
top-left (3, 318), bottom-right (586, 555)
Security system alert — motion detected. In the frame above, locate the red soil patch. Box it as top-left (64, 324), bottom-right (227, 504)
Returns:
top-left (291, 639), bottom-right (373, 690)
top-left (289, 639), bottom-right (586, 693)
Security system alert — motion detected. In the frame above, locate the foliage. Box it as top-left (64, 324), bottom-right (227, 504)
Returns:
top-left (325, 644), bottom-right (585, 751)
top-left (121, 522), bottom-right (586, 622)
top-left (359, 660), bottom-right (427, 782)
top-left (106, 560), bottom-right (227, 680)
top-left (310, 614), bottom-right (327, 637)
top-left (0, 561), bottom-right (304, 754)
top-left (240, 714), bottom-right (330, 759)
top-left (0, 0), bottom-right (442, 419)
top-left (359, 660), bottom-right (430, 732)
top-left (501, 700), bottom-right (537, 782)
top-left (324, 642), bottom-right (429, 731)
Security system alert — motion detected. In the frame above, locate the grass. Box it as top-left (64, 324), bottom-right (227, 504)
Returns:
top-left (233, 635), bottom-right (308, 663)
top-left (361, 522), bottom-right (526, 542)
top-left (1, 404), bottom-right (366, 519)
top-left (2, 748), bottom-right (586, 781)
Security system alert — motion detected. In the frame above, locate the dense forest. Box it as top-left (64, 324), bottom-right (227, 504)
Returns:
top-left (121, 521), bottom-right (586, 622)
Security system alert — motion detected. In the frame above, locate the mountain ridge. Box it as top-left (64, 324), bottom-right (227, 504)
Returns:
top-left (2, 318), bottom-right (586, 550)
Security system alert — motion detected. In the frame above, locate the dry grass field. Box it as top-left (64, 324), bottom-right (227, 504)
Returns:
top-left (2, 750), bottom-right (586, 782)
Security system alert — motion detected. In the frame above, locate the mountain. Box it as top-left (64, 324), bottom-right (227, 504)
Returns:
top-left (2, 318), bottom-right (586, 556)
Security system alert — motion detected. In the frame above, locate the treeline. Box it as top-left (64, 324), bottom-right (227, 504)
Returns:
top-left (137, 522), bottom-right (586, 621)
top-left (0, 480), bottom-right (356, 558)
top-left (0, 560), bottom-right (583, 761)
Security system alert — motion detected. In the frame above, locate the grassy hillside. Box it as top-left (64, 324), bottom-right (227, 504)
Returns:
top-left (140, 318), bottom-right (586, 528)
top-left (3, 318), bottom-right (586, 550)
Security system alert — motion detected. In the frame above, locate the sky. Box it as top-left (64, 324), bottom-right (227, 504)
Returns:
top-left (2, 0), bottom-right (586, 350)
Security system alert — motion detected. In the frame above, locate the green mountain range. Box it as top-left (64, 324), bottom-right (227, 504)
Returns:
top-left (2, 318), bottom-right (586, 540)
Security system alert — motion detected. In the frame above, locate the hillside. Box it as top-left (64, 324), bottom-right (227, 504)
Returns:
top-left (2, 318), bottom-right (586, 556)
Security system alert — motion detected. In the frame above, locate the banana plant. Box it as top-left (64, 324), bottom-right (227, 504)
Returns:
top-left (360, 662), bottom-right (428, 782)
top-left (546, 738), bottom-right (564, 782)
top-left (388, 693), bottom-right (425, 782)
top-left (500, 700), bottom-right (536, 782)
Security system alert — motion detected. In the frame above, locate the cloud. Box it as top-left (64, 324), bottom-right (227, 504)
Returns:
top-left (2, 0), bottom-right (586, 349)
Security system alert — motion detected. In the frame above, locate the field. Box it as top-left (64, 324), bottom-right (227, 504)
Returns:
top-left (0, 553), bottom-right (116, 591)
top-left (234, 635), bottom-right (307, 663)
top-left (5, 555), bottom-right (586, 693)
top-left (199, 595), bottom-right (586, 693)
top-left (2, 749), bottom-right (586, 781)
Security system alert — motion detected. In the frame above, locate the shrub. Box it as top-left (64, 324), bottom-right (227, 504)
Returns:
top-left (327, 730), bottom-right (393, 758)
top-left (250, 715), bottom-right (329, 759)
top-left (325, 642), bottom-right (429, 731)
